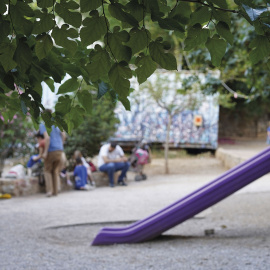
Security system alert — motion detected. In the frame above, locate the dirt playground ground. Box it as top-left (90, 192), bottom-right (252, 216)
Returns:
top-left (1, 151), bottom-right (270, 269)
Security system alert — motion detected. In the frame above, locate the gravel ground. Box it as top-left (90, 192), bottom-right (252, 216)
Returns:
top-left (1, 155), bottom-right (270, 270)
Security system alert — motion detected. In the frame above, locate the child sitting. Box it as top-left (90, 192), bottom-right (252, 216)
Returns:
top-left (73, 150), bottom-right (95, 186)
top-left (74, 157), bottom-right (90, 190)
top-left (26, 132), bottom-right (45, 176)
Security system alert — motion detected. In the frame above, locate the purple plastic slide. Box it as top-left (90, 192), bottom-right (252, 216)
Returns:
top-left (92, 147), bottom-right (270, 245)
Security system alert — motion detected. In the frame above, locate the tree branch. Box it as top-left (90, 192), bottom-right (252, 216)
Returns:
top-left (102, 0), bottom-right (117, 62)
top-left (220, 80), bottom-right (249, 99)
top-left (179, 0), bottom-right (239, 14)
top-left (8, 0), bottom-right (17, 36)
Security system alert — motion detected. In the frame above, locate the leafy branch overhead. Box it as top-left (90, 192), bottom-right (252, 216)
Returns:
top-left (1, 0), bottom-right (270, 132)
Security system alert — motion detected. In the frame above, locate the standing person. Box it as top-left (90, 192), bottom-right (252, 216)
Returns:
top-left (133, 140), bottom-right (152, 181)
top-left (98, 142), bottom-right (130, 187)
top-left (39, 116), bottom-right (66, 197)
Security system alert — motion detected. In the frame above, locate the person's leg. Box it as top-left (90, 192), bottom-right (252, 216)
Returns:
top-left (114, 162), bottom-right (130, 183)
top-left (51, 151), bottom-right (63, 196)
top-left (99, 163), bottom-right (115, 186)
top-left (86, 167), bottom-right (95, 186)
top-left (44, 154), bottom-right (54, 196)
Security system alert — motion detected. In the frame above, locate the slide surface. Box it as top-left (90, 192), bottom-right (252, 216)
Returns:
top-left (92, 147), bottom-right (270, 245)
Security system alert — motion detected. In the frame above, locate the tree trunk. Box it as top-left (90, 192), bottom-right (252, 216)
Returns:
top-left (165, 114), bottom-right (172, 174)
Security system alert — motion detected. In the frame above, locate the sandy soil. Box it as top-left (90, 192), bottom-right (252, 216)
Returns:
top-left (143, 154), bottom-right (222, 176)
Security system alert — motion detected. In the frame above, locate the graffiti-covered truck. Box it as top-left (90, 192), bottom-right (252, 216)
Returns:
top-left (112, 71), bottom-right (219, 150)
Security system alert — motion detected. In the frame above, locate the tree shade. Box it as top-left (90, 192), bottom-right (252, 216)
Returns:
top-left (0, 0), bottom-right (270, 132)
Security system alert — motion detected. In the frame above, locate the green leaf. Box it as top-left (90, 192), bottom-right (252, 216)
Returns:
top-left (108, 63), bottom-right (132, 97)
top-left (216, 22), bottom-right (233, 45)
top-left (57, 78), bottom-right (79, 94)
top-left (249, 36), bottom-right (270, 64)
top-left (63, 64), bottom-right (82, 78)
top-left (107, 32), bottom-right (132, 62)
top-left (52, 26), bottom-right (77, 54)
top-left (119, 96), bottom-right (130, 111)
top-left (55, 3), bottom-right (82, 28)
top-left (41, 110), bottom-right (54, 127)
top-left (20, 100), bottom-right (28, 115)
top-left (37, 0), bottom-right (54, 8)
top-left (80, 16), bottom-right (107, 46)
top-left (108, 3), bottom-right (139, 27)
top-left (184, 24), bottom-right (209, 51)
top-left (77, 90), bottom-right (92, 113)
top-left (254, 20), bottom-right (265, 35)
top-left (32, 82), bottom-right (43, 98)
top-left (29, 100), bottom-right (41, 120)
top-left (61, 0), bottom-right (80, 10)
top-left (41, 52), bottom-right (65, 83)
top-left (158, 18), bottom-right (184, 32)
top-left (3, 74), bottom-right (14, 90)
top-left (86, 48), bottom-right (111, 82)
top-left (13, 1), bottom-right (34, 17)
top-left (126, 28), bottom-right (150, 54)
top-left (80, 0), bottom-right (102, 12)
top-left (212, 9), bottom-right (231, 27)
top-left (26, 88), bottom-right (42, 104)
top-left (14, 40), bottom-right (32, 73)
top-left (33, 11), bottom-right (55, 34)
top-left (144, 0), bottom-right (160, 17)
top-left (55, 95), bottom-right (72, 115)
top-left (0, 93), bottom-right (6, 107)
top-left (125, 0), bottom-right (144, 22)
top-left (205, 36), bottom-right (227, 66)
top-left (0, 17), bottom-right (10, 41)
top-left (169, 2), bottom-right (191, 25)
top-left (53, 115), bottom-right (67, 133)
top-left (135, 55), bottom-right (157, 84)
top-left (68, 105), bottom-right (84, 129)
top-left (98, 81), bottom-right (111, 99)
top-left (35, 34), bottom-right (53, 60)
top-left (206, 0), bottom-right (228, 9)
top-left (44, 77), bottom-right (55, 92)
top-left (0, 2), bottom-right (7, 15)
top-left (0, 42), bottom-right (17, 72)
top-left (190, 6), bottom-right (211, 26)
top-left (149, 41), bottom-right (177, 70)
top-left (9, 2), bottom-right (34, 35)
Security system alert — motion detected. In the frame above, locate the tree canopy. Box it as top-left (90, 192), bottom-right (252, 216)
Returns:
top-left (1, 0), bottom-right (270, 133)
top-left (64, 94), bottom-right (119, 158)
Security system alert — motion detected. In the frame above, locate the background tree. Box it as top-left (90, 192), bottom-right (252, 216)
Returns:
top-left (64, 95), bottom-right (119, 159)
top-left (183, 10), bottom-right (270, 135)
top-left (0, 114), bottom-right (36, 176)
top-left (0, 0), bottom-right (270, 133)
top-left (141, 71), bottom-right (201, 174)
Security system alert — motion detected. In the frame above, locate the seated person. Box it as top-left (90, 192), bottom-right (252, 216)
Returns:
top-left (74, 157), bottom-right (90, 190)
top-left (98, 142), bottom-right (130, 187)
top-left (73, 150), bottom-right (95, 186)
top-left (26, 132), bottom-right (45, 176)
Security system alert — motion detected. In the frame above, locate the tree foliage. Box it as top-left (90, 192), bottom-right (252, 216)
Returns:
top-left (141, 71), bottom-right (202, 174)
top-left (1, 0), bottom-right (270, 132)
top-left (0, 114), bottom-right (36, 175)
top-left (64, 95), bottom-right (119, 159)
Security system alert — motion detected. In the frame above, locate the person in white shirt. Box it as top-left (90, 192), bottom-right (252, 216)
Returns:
top-left (98, 142), bottom-right (130, 187)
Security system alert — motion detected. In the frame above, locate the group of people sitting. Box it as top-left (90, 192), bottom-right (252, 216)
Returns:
top-left (27, 130), bottom-right (97, 193)
top-left (27, 116), bottom-right (150, 196)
